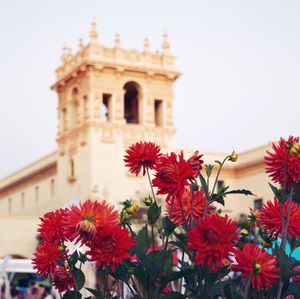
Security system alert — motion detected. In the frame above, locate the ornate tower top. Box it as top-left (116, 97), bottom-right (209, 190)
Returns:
top-left (52, 23), bottom-right (181, 88)
top-left (51, 22), bottom-right (181, 155)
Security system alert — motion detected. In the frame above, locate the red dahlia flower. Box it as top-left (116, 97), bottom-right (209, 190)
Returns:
top-left (87, 225), bottom-right (135, 271)
top-left (166, 188), bottom-right (215, 225)
top-left (38, 209), bottom-right (67, 243)
top-left (124, 141), bottom-right (161, 176)
top-left (260, 198), bottom-right (300, 238)
top-left (187, 213), bottom-right (239, 271)
top-left (63, 199), bottom-right (119, 245)
top-left (52, 267), bottom-right (75, 293)
top-left (32, 241), bottom-right (66, 277)
top-left (152, 151), bottom-right (198, 200)
top-left (187, 150), bottom-right (203, 173)
top-left (293, 265), bottom-right (300, 283)
top-left (265, 136), bottom-right (300, 187)
top-left (232, 243), bottom-right (279, 290)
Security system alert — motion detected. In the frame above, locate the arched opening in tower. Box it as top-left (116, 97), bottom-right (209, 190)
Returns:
top-left (124, 82), bottom-right (141, 124)
top-left (71, 88), bottom-right (79, 128)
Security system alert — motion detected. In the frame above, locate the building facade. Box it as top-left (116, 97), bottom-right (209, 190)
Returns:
top-left (0, 23), bottom-right (273, 258)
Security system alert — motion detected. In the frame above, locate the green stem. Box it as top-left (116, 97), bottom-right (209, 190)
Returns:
top-left (154, 197), bottom-right (175, 299)
top-left (151, 224), bottom-right (155, 251)
top-left (202, 156), bottom-right (229, 220)
top-left (219, 272), bottom-right (225, 299)
top-left (146, 167), bottom-right (156, 203)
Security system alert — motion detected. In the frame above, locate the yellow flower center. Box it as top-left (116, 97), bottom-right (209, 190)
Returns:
top-left (254, 262), bottom-right (261, 274)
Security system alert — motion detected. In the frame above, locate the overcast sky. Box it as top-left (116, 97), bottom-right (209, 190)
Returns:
top-left (1, 0), bottom-right (300, 178)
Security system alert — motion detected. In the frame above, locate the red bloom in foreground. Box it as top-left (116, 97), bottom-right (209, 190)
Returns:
top-left (166, 188), bottom-right (215, 225)
top-left (187, 151), bottom-right (203, 173)
top-left (232, 243), bottom-right (279, 290)
top-left (87, 226), bottom-right (135, 271)
top-left (124, 141), bottom-right (161, 176)
top-left (38, 209), bottom-right (67, 243)
top-left (293, 265), bottom-right (300, 283)
top-left (153, 151), bottom-right (198, 200)
top-left (63, 199), bottom-right (119, 245)
top-left (187, 213), bottom-right (239, 271)
top-left (265, 136), bottom-right (300, 187)
top-left (52, 267), bottom-right (75, 293)
top-left (32, 241), bottom-right (66, 277)
top-left (260, 198), bottom-right (300, 238)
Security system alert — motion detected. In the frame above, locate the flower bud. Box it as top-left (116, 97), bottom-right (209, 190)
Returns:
top-left (143, 196), bottom-right (153, 206)
top-left (260, 240), bottom-right (272, 248)
top-left (289, 142), bottom-right (300, 156)
top-left (125, 203), bottom-right (139, 215)
top-left (57, 245), bottom-right (66, 252)
top-left (229, 151), bottom-right (238, 162)
top-left (240, 228), bottom-right (249, 236)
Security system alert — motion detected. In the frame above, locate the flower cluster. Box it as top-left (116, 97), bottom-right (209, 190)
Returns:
top-left (32, 199), bottom-right (135, 293)
top-left (32, 136), bottom-right (300, 298)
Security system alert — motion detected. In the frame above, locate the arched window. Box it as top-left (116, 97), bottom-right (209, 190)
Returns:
top-left (70, 158), bottom-right (75, 177)
top-left (123, 82), bottom-right (141, 124)
top-left (83, 95), bottom-right (89, 120)
top-left (70, 88), bottom-right (79, 128)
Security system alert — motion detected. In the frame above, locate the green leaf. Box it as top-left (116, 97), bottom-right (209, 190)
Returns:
top-left (225, 189), bottom-right (254, 196)
top-left (211, 193), bottom-right (225, 206)
top-left (78, 252), bottom-right (88, 264)
top-left (62, 291), bottom-right (82, 299)
top-left (134, 248), bottom-right (159, 282)
top-left (69, 250), bottom-right (79, 267)
top-left (292, 187), bottom-right (300, 204)
top-left (162, 216), bottom-right (176, 236)
top-left (133, 264), bottom-right (149, 291)
top-left (55, 259), bottom-right (64, 267)
top-left (161, 267), bottom-right (198, 285)
top-left (199, 173), bottom-right (209, 200)
top-left (214, 160), bottom-right (222, 166)
top-left (205, 164), bottom-right (213, 177)
top-left (274, 246), bottom-right (294, 282)
top-left (147, 202), bottom-right (161, 225)
top-left (161, 292), bottom-right (187, 299)
top-left (73, 268), bottom-right (85, 290)
top-left (269, 183), bottom-right (283, 201)
top-left (85, 288), bottom-right (103, 299)
top-left (135, 225), bottom-right (150, 253)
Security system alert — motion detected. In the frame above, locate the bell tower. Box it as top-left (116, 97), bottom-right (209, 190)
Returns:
top-left (51, 22), bottom-right (181, 204)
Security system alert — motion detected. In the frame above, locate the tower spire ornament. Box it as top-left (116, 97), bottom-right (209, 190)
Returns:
top-left (114, 33), bottom-right (121, 48)
top-left (162, 32), bottom-right (170, 54)
top-left (143, 38), bottom-right (150, 52)
top-left (89, 18), bottom-right (98, 43)
top-left (61, 43), bottom-right (68, 63)
top-left (78, 38), bottom-right (84, 51)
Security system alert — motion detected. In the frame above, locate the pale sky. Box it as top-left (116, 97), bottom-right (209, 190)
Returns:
top-left (1, 0), bottom-right (300, 178)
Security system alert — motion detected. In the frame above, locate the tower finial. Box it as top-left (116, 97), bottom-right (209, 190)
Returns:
top-left (114, 33), bottom-right (121, 48)
top-left (78, 38), bottom-right (84, 51)
top-left (90, 18), bottom-right (98, 43)
top-left (61, 42), bottom-right (68, 62)
top-left (144, 38), bottom-right (150, 52)
top-left (162, 32), bottom-right (170, 54)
